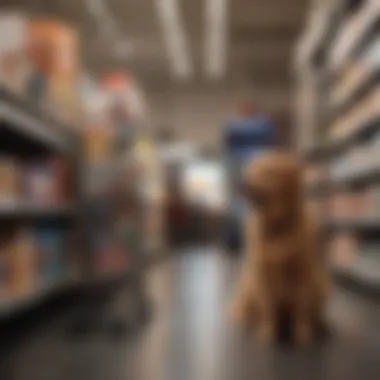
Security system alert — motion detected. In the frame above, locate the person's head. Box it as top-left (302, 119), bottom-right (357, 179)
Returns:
top-left (243, 151), bottom-right (303, 226)
top-left (236, 90), bottom-right (260, 116)
top-left (238, 101), bottom-right (255, 116)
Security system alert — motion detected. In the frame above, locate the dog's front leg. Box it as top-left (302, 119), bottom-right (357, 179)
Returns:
top-left (294, 315), bottom-right (312, 344)
top-left (230, 213), bottom-right (260, 327)
top-left (230, 275), bottom-right (256, 326)
top-left (256, 292), bottom-right (275, 342)
top-left (293, 297), bottom-right (313, 344)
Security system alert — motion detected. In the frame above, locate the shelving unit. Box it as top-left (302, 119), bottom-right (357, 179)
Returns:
top-left (296, 0), bottom-right (380, 292)
top-left (0, 85), bottom-right (83, 317)
top-left (0, 201), bottom-right (75, 218)
top-left (0, 277), bottom-right (76, 317)
top-left (328, 0), bottom-right (380, 74)
top-left (0, 86), bottom-right (75, 154)
top-left (324, 216), bottom-right (380, 231)
top-left (69, 136), bottom-right (152, 334)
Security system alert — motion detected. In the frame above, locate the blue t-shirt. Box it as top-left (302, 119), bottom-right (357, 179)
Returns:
top-left (224, 114), bottom-right (274, 161)
top-left (223, 114), bottom-right (275, 219)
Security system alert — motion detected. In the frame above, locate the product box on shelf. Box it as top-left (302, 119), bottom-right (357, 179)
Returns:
top-left (0, 157), bottom-right (21, 203)
top-left (354, 189), bottom-right (373, 218)
top-left (330, 89), bottom-right (380, 141)
top-left (328, 233), bottom-right (358, 269)
top-left (23, 157), bottom-right (69, 204)
top-left (371, 131), bottom-right (380, 163)
top-left (27, 19), bottom-right (82, 124)
top-left (0, 249), bottom-right (6, 298)
top-left (0, 12), bottom-right (30, 94)
top-left (84, 126), bottom-right (112, 164)
top-left (5, 228), bottom-right (40, 295)
top-left (23, 162), bottom-right (55, 204)
top-left (372, 185), bottom-right (380, 215)
top-left (329, 63), bottom-right (364, 107)
top-left (327, 190), bottom-right (370, 219)
top-left (327, 193), bottom-right (349, 218)
top-left (95, 240), bottom-right (129, 276)
top-left (304, 164), bottom-right (322, 186)
top-left (35, 225), bottom-right (65, 283)
top-left (1, 224), bottom-right (68, 297)
top-left (114, 213), bottom-right (141, 256)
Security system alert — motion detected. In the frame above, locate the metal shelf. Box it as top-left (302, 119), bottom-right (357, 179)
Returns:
top-left (0, 86), bottom-right (77, 155)
top-left (324, 217), bottom-right (380, 232)
top-left (307, 165), bottom-right (380, 197)
top-left (0, 279), bottom-right (76, 317)
top-left (333, 257), bottom-right (380, 294)
top-left (329, 70), bottom-right (380, 123)
top-left (303, 116), bottom-right (380, 162)
top-left (329, 1), bottom-right (380, 75)
top-left (0, 200), bottom-right (76, 219)
top-left (332, 165), bottom-right (380, 188)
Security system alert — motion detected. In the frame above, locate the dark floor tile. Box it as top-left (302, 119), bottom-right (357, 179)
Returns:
top-left (2, 247), bottom-right (380, 380)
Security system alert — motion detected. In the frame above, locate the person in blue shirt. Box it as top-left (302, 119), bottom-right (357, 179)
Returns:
top-left (222, 101), bottom-right (275, 253)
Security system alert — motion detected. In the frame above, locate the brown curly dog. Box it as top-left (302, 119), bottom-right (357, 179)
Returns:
top-left (231, 151), bottom-right (329, 344)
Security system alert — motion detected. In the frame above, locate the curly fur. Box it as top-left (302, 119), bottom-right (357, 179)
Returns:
top-left (231, 151), bottom-right (330, 344)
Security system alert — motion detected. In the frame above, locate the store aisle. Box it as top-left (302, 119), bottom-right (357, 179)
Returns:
top-left (3, 247), bottom-right (380, 380)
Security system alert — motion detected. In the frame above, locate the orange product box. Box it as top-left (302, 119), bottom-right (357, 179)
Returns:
top-left (0, 158), bottom-right (20, 201)
top-left (328, 233), bottom-right (358, 268)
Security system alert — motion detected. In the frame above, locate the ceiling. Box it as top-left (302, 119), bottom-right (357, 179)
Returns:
top-left (1, 0), bottom-right (309, 145)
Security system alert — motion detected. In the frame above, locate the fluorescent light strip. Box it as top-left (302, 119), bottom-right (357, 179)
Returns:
top-left (205, 0), bottom-right (227, 78)
top-left (155, 0), bottom-right (192, 79)
top-left (86, 0), bottom-right (106, 17)
top-left (86, 0), bottom-right (118, 40)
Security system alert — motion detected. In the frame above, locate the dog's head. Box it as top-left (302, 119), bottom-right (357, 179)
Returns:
top-left (243, 151), bottom-right (303, 224)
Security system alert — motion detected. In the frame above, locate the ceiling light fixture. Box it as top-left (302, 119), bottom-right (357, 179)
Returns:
top-left (85, 0), bottom-right (118, 41)
top-left (205, 0), bottom-right (227, 78)
top-left (86, 0), bottom-right (106, 18)
top-left (155, 0), bottom-right (192, 79)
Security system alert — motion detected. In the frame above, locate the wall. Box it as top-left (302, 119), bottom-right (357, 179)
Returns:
top-left (148, 89), bottom-right (291, 147)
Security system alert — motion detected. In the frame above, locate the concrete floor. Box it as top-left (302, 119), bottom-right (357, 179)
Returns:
top-left (2, 247), bottom-right (380, 380)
